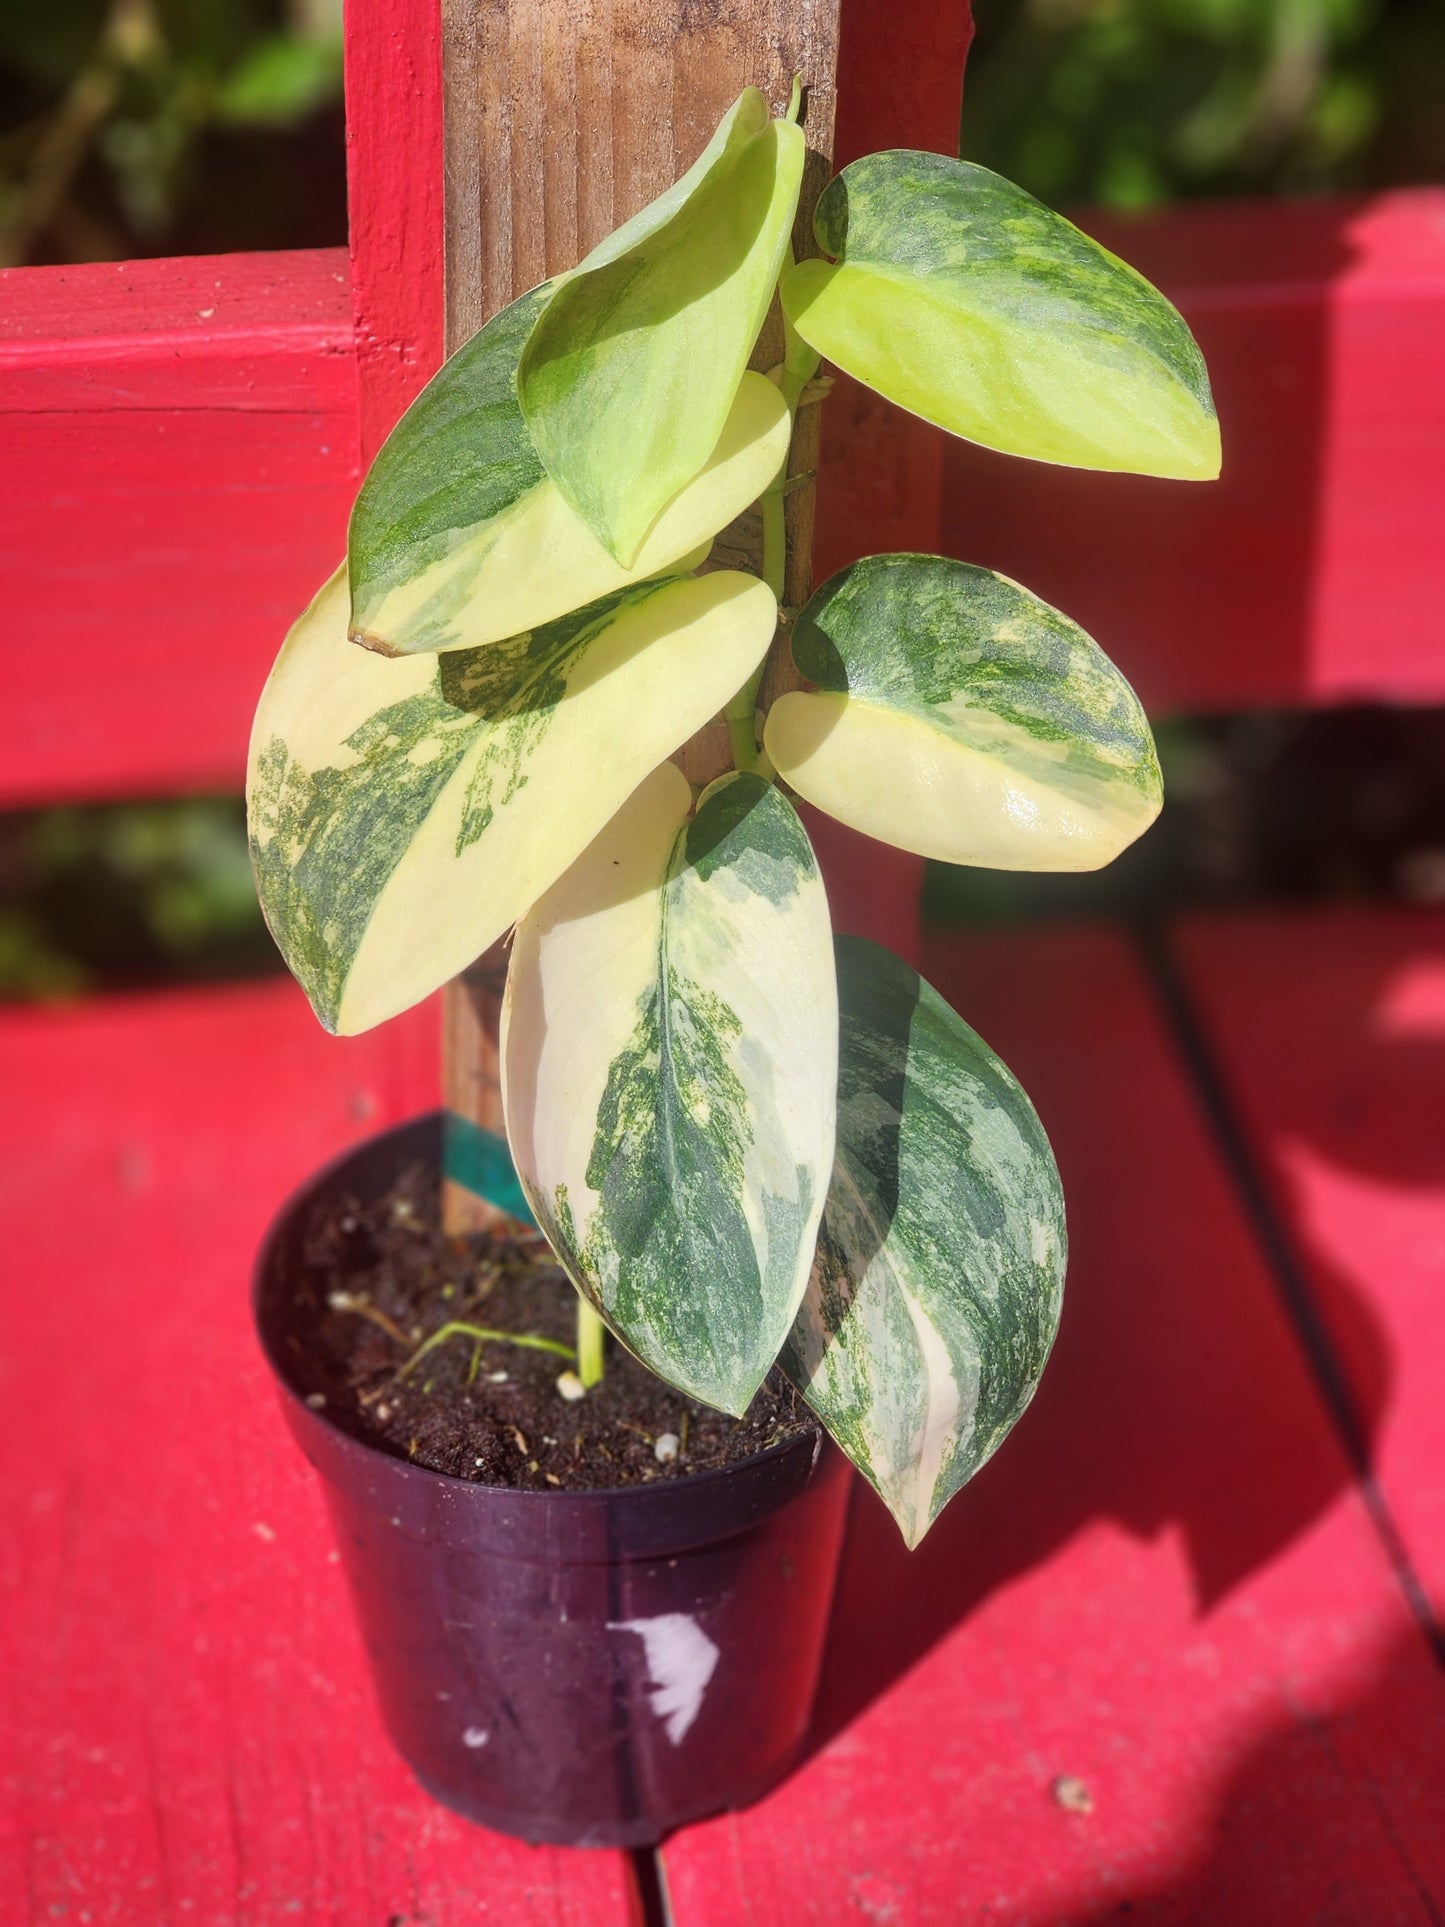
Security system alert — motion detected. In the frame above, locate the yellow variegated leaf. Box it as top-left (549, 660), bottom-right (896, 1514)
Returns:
top-left (783, 937), bottom-right (1065, 1547)
top-left (781, 151), bottom-right (1219, 482)
top-left (502, 766), bottom-right (838, 1415)
top-left (518, 89), bottom-right (805, 566)
top-left (247, 567), bottom-right (777, 1035)
top-left (765, 554), bottom-right (1162, 870)
top-left (351, 344), bottom-right (788, 655)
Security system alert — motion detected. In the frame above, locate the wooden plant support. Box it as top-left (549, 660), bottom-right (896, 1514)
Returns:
top-left (436, 0), bottom-right (845, 1233)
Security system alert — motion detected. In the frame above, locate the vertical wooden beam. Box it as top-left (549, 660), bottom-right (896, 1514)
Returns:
top-left (439, 2), bottom-right (839, 344)
top-left (436, 0), bottom-right (845, 1229)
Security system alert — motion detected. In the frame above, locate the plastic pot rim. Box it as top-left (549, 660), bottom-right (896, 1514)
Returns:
top-left (252, 1108), bottom-right (827, 1508)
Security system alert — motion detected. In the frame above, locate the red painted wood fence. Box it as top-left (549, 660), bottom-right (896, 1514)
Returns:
top-left (2, 0), bottom-right (1443, 1918)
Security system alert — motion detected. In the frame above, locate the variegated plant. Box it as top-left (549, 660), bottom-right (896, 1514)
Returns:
top-left (248, 84), bottom-right (1218, 1545)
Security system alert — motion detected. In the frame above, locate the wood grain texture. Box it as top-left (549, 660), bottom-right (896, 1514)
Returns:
top-left (0, 983), bottom-right (633, 1921)
top-left (439, 0), bottom-right (838, 347)
top-left (1171, 906), bottom-right (1445, 1623)
top-left (941, 189), bottom-right (1445, 715)
top-left (439, 947), bottom-right (511, 1232)
top-left (660, 924), bottom-right (1445, 1923)
top-left (434, 0), bottom-right (845, 1180)
top-left (1, 249), bottom-right (359, 807)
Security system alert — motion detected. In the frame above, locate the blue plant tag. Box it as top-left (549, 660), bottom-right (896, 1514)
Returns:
top-left (441, 1114), bottom-right (537, 1227)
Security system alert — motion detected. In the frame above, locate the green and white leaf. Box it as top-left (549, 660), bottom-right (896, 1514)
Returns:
top-left (781, 150), bottom-right (1220, 481)
top-left (247, 566), bottom-right (777, 1035)
top-left (765, 553), bottom-right (1162, 870)
top-left (518, 88), bottom-right (805, 567)
top-left (782, 937), bottom-right (1065, 1548)
top-left (349, 278), bottom-right (789, 654)
top-left (503, 765), bottom-right (838, 1416)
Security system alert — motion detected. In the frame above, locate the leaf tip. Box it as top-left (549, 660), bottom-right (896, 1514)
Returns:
top-left (1188, 417), bottom-right (1224, 482)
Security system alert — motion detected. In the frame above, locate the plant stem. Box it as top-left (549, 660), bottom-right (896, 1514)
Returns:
top-left (779, 241), bottom-right (823, 411)
top-left (761, 484), bottom-right (787, 601)
top-left (722, 243), bottom-right (828, 778)
top-left (396, 1319), bottom-right (575, 1381)
top-left (725, 691), bottom-right (764, 773)
top-left (576, 1297), bottom-right (606, 1389)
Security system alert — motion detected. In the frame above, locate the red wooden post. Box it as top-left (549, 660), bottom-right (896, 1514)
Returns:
top-left (345, 0), bottom-right (447, 465)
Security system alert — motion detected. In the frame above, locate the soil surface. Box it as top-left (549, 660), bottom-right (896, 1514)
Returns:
top-left (276, 1160), bottom-right (817, 1491)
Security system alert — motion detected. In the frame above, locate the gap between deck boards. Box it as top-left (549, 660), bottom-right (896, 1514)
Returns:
top-left (631, 1845), bottom-right (674, 1927)
top-left (1135, 918), bottom-right (1445, 1671)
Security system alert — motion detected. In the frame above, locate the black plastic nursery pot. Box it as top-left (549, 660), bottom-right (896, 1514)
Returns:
top-left (254, 1115), bottom-right (853, 1848)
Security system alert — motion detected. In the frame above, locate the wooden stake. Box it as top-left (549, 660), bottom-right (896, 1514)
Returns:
top-left (438, 0), bottom-right (843, 1233)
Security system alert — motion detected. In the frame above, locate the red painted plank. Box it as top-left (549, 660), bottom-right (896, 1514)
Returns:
top-left (941, 190), bottom-right (1445, 716)
top-left (2, 249), bottom-right (360, 807)
top-left (799, 0), bottom-right (975, 945)
top-left (0, 247), bottom-right (353, 372)
top-left (814, 1), bottom-right (973, 581)
top-left (0, 982), bottom-right (645, 1921)
top-left (344, 0), bottom-right (447, 460)
top-left (1171, 906), bottom-right (1445, 1623)
top-left (660, 925), bottom-right (1445, 1923)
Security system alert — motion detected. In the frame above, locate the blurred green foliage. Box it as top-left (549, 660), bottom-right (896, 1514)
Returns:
top-left (0, 0), bottom-right (342, 265)
top-left (964, 0), bottom-right (1445, 208)
top-left (0, 800), bottom-right (279, 998)
top-left (925, 707), bottom-right (1445, 925)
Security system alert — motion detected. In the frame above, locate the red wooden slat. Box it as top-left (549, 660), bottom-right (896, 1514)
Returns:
top-left (660, 925), bottom-right (1445, 1923)
top-left (0, 982), bottom-right (648, 1922)
top-left (941, 190), bottom-right (1445, 716)
top-left (344, 0), bottom-right (447, 461)
top-left (1170, 906), bottom-right (1445, 1622)
top-left (813, 1), bottom-right (973, 581)
top-left (797, 0), bottom-right (978, 968)
top-left (1, 248), bottom-right (351, 357)
top-left (2, 249), bottom-right (359, 807)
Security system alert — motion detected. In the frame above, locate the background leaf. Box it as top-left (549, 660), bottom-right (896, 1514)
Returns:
top-left (213, 32), bottom-right (342, 129)
top-left (781, 149), bottom-right (1220, 481)
top-left (503, 767), bottom-right (838, 1414)
top-left (765, 552), bottom-right (1162, 870)
top-left (518, 89), bottom-right (804, 566)
top-left (248, 567), bottom-right (777, 1034)
top-left (783, 935), bottom-right (1066, 1547)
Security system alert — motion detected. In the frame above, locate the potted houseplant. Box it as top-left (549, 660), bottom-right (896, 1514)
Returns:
top-left (248, 81), bottom-right (1218, 1846)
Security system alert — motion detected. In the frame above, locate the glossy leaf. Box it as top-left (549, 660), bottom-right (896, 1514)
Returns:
top-left (781, 150), bottom-right (1220, 481)
top-left (503, 766), bottom-right (838, 1415)
top-left (247, 566), bottom-right (777, 1035)
top-left (349, 278), bottom-right (790, 655)
top-left (518, 88), bottom-right (805, 566)
top-left (765, 553), bottom-right (1162, 870)
top-left (782, 937), bottom-right (1065, 1547)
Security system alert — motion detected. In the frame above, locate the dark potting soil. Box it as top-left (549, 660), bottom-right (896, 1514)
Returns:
top-left (278, 1159), bottom-right (817, 1491)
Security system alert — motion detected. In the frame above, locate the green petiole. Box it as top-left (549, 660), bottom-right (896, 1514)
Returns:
top-left (396, 1319), bottom-right (576, 1382)
top-left (576, 1297), bottom-right (606, 1389)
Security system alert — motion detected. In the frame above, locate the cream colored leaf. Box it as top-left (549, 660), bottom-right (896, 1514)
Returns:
top-left (248, 568), bottom-right (777, 1034)
top-left (503, 768), bottom-right (838, 1414)
top-left (765, 554), bottom-right (1161, 871)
